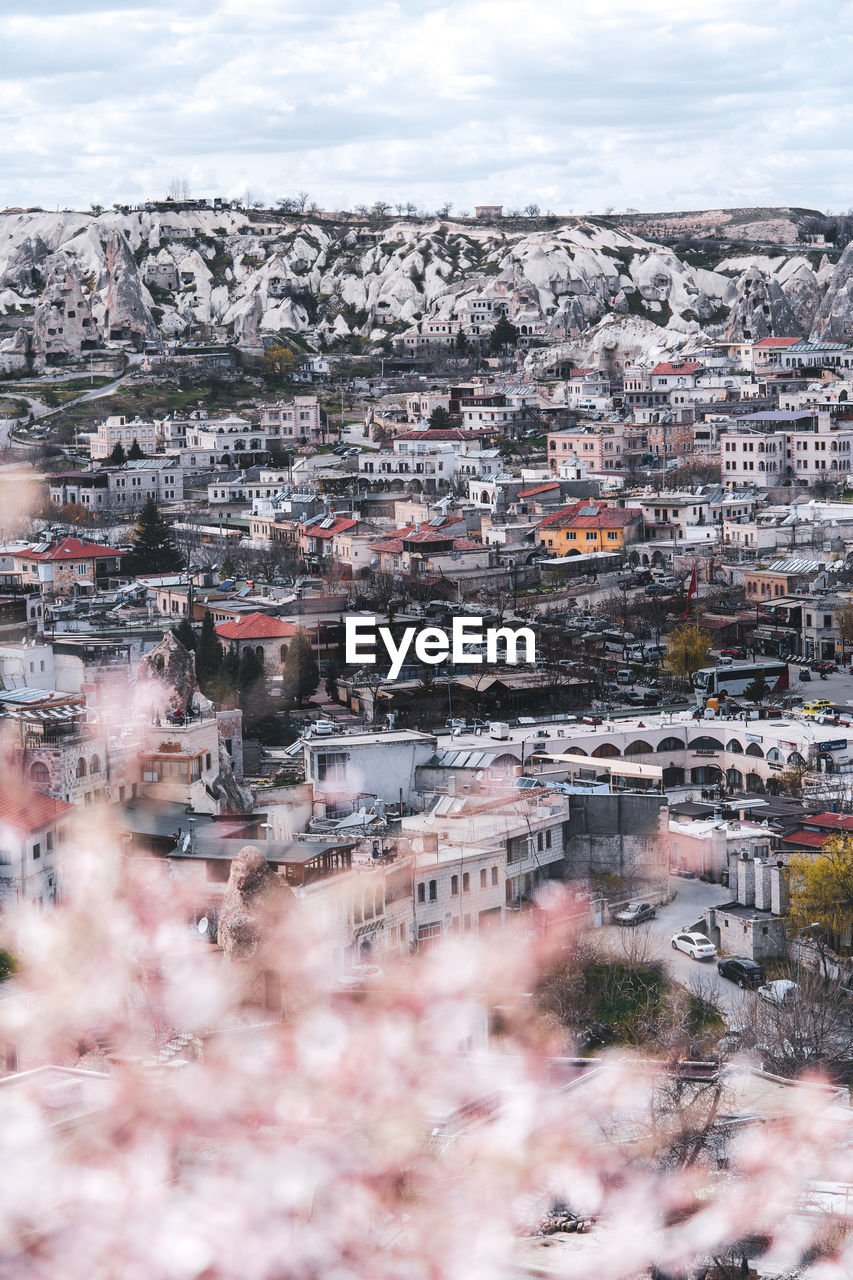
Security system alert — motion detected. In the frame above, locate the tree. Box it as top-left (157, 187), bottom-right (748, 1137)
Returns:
top-left (282, 630), bottom-right (319, 707)
top-left (264, 341), bottom-right (295, 378)
top-left (127, 438), bottom-right (144, 461)
top-left (108, 441), bottom-right (127, 465)
top-left (237, 645), bottom-right (267, 724)
top-left (454, 329), bottom-right (469, 355)
top-left (787, 834), bottom-right (853, 954)
top-left (428, 406), bottom-right (451, 430)
top-left (524, 204), bottom-right (541, 217)
top-left (664, 624), bottom-right (713, 681)
top-left (834, 601), bottom-right (853, 664)
top-left (171, 617), bottom-right (196, 653)
top-left (743, 670), bottom-right (769, 704)
top-left (124, 497), bottom-right (184, 575)
top-left (490, 315), bottom-right (519, 352)
top-left (195, 609), bottom-right (224, 697)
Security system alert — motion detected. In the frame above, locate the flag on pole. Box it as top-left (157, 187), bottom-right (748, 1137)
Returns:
top-left (683, 563), bottom-right (697, 620)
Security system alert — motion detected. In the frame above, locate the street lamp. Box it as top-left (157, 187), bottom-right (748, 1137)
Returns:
top-left (796, 921), bottom-right (820, 984)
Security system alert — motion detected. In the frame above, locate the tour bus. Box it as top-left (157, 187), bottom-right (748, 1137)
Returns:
top-left (692, 660), bottom-right (790, 704)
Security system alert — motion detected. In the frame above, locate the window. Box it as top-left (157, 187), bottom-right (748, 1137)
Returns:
top-left (31, 761), bottom-right (50, 787)
top-left (46, 832), bottom-right (54, 852)
top-left (462, 872), bottom-right (470, 892)
top-left (75, 758), bottom-right (86, 779)
top-left (32, 843), bottom-right (41, 861)
top-left (89, 755), bottom-right (100, 775)
top-left (491, 866), bottom-right (498, 886)
top-left (480, 869), bottom-right (487, 889)
top-left (315, 751), bottom-right (349, 783)
top-left (417, 883), bottom-right (425, 903)
top-left (451, 875), bottom-right (458, 895)
top-left (429, 880), bottom-right (437, 901)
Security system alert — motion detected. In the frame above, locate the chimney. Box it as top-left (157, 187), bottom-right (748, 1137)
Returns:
top-left (737, 850), bottom-right (755, 907)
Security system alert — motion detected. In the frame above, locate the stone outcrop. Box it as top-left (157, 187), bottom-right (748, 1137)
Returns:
top-left (725, 267), bottom-right (801, 342)
top-left (217, 845), bottom-right (293, 959)
top-left (5, 207), bottom-right (853, 364)
top-left (31, 259), bottom-right (95, 361)
top-left (812, 241), bottom-right (853, 341)
top-left (0, 328), bottom-right (30, 375)
top-left (136, 631), bottom-right (196, 717)
top-left (103, 228), bottom-right (157, 344)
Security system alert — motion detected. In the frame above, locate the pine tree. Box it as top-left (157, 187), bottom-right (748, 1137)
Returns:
top-left (125, 497), bottom-right (184, 575)
top-left (171, 617), bottom-right (196, 652)
top-left (237, 645), bottom-right (267, 724)
top-left (108, 441), bottom-right (126, 465)
top-left (428, 406), bottom-right (451, 430)
top-left (127, 438), bottom-right (144, 460)
top-left (490, 315), bottom-right (519, 352)
top-left (195, 609), bottom-right (223, 695)
top-left (282, 630), bottom-right (319, 707)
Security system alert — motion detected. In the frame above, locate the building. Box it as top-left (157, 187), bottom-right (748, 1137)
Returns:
top-left (214, 613), bottom-right (302, 669)
top-left (9, 538), bottom-right (127, 599)
top-left (258, 397), bottom-right (323, 443)
top-left (0, 780), bottom-right (74, 909)
top-left (535, 502), bottom-right (638, 556)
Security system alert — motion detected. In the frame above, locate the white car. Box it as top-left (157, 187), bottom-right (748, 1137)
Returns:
top-left (671, 931), bottom-right (717, 960)
top-left (757, 979), bottom-right (799, 1006)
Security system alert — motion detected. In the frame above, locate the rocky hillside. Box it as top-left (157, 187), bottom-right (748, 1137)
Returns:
top-left (0, 206), bottom-right (850, 374)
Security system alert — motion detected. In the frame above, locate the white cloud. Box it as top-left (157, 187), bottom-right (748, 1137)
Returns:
top-left (2, 0), bottom-right (853, 213)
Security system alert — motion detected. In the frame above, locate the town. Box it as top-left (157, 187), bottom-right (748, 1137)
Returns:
top-left (3, 198), bottom-right (853, 1277)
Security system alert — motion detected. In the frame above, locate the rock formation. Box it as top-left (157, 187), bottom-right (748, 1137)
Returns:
top-left (103, 228), bottom-right (157, 344)
top-left (136, 631), bottom-right (197, 717)
top-left (31, 259), bottom-right (95, 362)
top-left (725, 267), bottom-right (801, 342)
top-left (217, 844), bottom-right (293, 959)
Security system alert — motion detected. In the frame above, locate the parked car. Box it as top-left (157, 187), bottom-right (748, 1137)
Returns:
top-left (671, 931), bottom-right (717, 960)
top-left (757, 978), bottom-right (799, 1006)
top-left (802, 699), bottom-right (833, 717)
top-left (720, 647), bottom-right (745, 659)
top-left (623, 691), bottom-right (646, 706)
top-left (717, 956), bottom-right (766, 988)
top-left (614, 901), bottom-right (656, 926)
top-left (334, 963), bottom-right (383, 989)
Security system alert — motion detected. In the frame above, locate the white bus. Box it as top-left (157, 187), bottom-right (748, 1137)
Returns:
top-left (692, 660), bottom-right (790, 704)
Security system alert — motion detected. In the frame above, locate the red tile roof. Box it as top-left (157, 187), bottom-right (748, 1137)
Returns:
top-left (537, 503), bottom-right (633, 531)
top-left (752, 337), bottom-right (799, 349)
top-left (215, 613), bottom-right (299, 641)
top-left (803, 812), bottom-right (853, 831)
top-left (17, 538), bottom-right (127, 562)
top-left (781, 829), bottom-right (831, 848)
top-left (0, 781), bottom-right (74, 833)
top-left (650, 361), bottom-right (702, 376)
top-left (518, 483), bottom-right (560, 498)
top-left (304, 517), bottom-right (357, 541)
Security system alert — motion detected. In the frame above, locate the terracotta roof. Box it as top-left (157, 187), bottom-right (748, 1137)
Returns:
top-left (537, 503), bottom-right (633, 531)
top-left (781, 829), bottom-right (831, 848)
top-left (518, 483), bottom-right (560, 498)
top-left (392, 429), bottom-right (486, 442)
top-left (802, 812), bottom-right (853, 831)
top-left (0, 781), bottom-right (74, 833)
top-left (650, 361), bottom-right (702, 376)
top-left (304, 517), bottom-right (357, 540)
top-left (215, 613), bottom-right (299, 641)
top-left (17, 538), bottom-right (127, 562)
top-left (752, 337), bottom-right (799, 349)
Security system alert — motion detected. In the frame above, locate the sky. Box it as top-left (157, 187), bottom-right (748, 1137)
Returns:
top-left (2, 0), bottom-right (853, 216)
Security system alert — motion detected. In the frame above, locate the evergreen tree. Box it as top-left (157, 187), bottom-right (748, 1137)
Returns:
top-left (195, 608), bottom-right (223, 695)
top-left (108, 441), bottom-right (126, 465)
top-left (127, 438), bottom-right (144, 460)
top-left (237, 645), bottom-right (267, 724)
top-left (171, 617), bottom-right (196, 652)
top-left (125, 497), bottom-right (184, 575)
top-left (282, 630), bottom-right (319, 707)
top-left (220, 553), bottom-right (236, 581)
top-left (428, 406), bottom-right (451, 430)
top-left (490, 315), bottom-right (519, 352)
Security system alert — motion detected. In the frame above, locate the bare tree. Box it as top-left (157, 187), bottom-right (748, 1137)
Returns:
top-left (167, 175), bottom-right (191, 201)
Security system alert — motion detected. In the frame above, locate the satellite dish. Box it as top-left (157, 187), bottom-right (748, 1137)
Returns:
top-left (198, 918), bottom-right (208, 935)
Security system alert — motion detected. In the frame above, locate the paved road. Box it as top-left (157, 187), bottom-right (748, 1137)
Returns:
top-left (598, 875), bottom-right (757, 1020)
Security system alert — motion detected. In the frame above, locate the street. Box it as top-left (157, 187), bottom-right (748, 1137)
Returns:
top-left (598, 875), bottom-right (757, 1020)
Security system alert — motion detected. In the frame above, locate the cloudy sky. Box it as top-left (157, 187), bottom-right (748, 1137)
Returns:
top-left (3, 0), bottom-right (853, 215)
